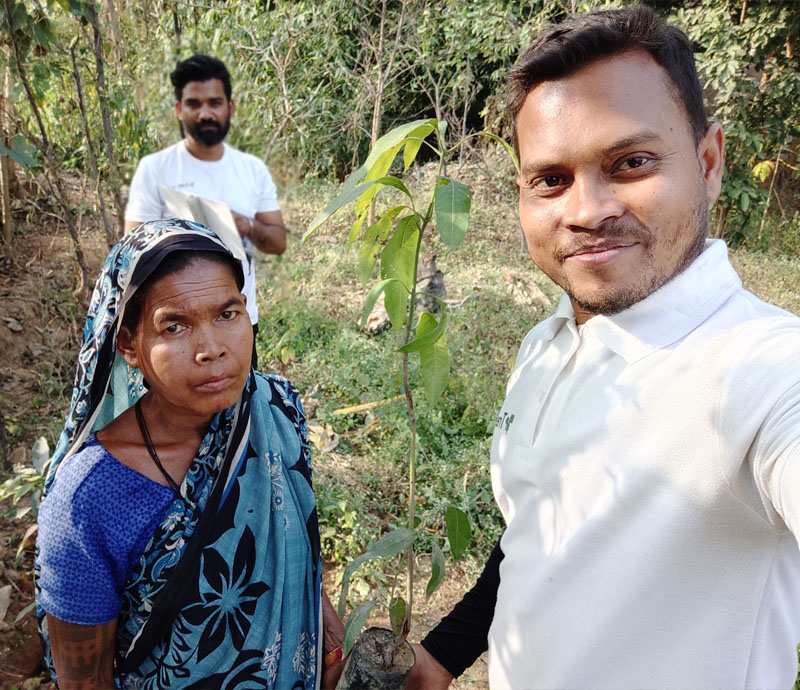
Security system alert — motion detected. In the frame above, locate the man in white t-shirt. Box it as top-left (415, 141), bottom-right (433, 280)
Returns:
top-left (124, 54), bottom-right (286, 362)
top-left (409, 6), bottom-right (800, 689)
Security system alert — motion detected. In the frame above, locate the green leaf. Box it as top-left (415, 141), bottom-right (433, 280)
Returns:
top-left (365, 143), bottom-right (403, 182)
top-left (368, 527), bottom-right (415, 558)
top-left (358, 207), bottom-right (403, 285)
top-left (418, 320), bottom-right (450, 405)
top-left (398, 308), bottom-right (447, 354)
top-left (474, 131), bottom-right (520, 175)
top-left (14, 601), bottom-right (36, 625)
top-left (434, 177), bottom-right (471, 248)
top-left (445, 506), bottom-right (471, 560)
top-left (342, 600), bottom-right (376, 656)
top-left (305, 179), bottom-right (376, 239)
top-left (426, 543), bottom-right (446, 598)
top-left (389, 596), bottom-right (407, 638)
top-left (362, 119), bottom-right (435, 172)
top-left (380, 215), bottom-right (420, 329)
top-left (0, 135), bottom-right (38, 170)
top-left (16, 523), bottom-right (37, 559)
top-left (360, 278), bottom-right (401, 329)
top-left (355, 175), bottom-right (414, 218)
top-left (403, 123), bottom-right (436, 170)
top-left (337, 528), bottom-right (414, 617)
top-left (348, 213), bottom-right (367, 250)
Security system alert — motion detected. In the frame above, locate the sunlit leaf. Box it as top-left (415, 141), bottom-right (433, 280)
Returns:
top-left (434, 177), bottom-right (471, 248)
top-left (445, 506), bottom-right (471, 560)
top-left (362, 119), bottom-right (435, 172)
top-left (418, 322), bottom-right (450, 405)
top-left (403, 123), bottom-right (436, 170)
top-left (381, 215), bottom-right (420, 329)
top-left (342, 600), bottom-right (376, 656)
top-left (14, 601), bottom-right (36, 625)
top-left (358, 207), bottom-right (403, 285)
top-left (398, 308), bottom-right (447, 354)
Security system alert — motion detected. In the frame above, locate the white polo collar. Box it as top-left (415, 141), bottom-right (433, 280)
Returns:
top-left (544, 239), bottom-right (742, 363)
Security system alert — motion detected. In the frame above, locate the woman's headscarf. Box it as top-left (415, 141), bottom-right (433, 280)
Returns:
top-left (37, 219), bottom-right (321, 689)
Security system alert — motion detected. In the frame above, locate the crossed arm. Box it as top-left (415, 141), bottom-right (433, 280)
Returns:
top-left (124, 210), bottom-right (287, 255)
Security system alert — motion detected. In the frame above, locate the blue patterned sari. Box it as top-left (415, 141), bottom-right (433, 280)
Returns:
top-left (35, 220), bottom-right (321, 689)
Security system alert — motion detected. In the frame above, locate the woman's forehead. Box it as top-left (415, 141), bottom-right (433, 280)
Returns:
top-left (143, 259), bottom-right (243, 314)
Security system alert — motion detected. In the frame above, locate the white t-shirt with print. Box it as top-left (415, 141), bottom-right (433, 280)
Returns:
top-left (125, 141), bottom-right (280, 325)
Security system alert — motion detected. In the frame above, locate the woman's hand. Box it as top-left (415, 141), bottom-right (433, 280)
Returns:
top-left (321, 589), bottom-right (345, 689)
top-left (47, 614), bottom-right (116, 690)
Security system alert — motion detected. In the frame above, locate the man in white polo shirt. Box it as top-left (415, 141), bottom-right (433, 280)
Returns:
top-left (410, 6), bottom-right (800, 689)
top-left (124, 55), bottom-right (286, 365)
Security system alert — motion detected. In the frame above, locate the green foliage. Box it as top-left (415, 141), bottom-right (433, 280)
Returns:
top-left (673, 1), bottom-right (800, 245)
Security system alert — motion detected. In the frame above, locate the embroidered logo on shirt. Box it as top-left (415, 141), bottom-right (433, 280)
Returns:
top-left (495, 411), bottom-right (516, 433)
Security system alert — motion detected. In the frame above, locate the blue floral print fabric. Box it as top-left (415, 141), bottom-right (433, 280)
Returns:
top-left (35, 219), bottom-right (321, 689)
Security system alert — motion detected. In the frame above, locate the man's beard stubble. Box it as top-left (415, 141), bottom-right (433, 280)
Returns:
top-left (187, 115), bottom-right (230, 147)
top-left (560, 185), bottom-right (709, 318)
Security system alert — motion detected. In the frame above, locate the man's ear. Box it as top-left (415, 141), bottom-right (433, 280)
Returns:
top-left (116, 326), bottom-right (140, 370)
top-left (175, 100), bottom-right (183, 123)
top-left (698, 122), bottom-right (725, 203)
top-left (229, 98), bottom-right (235, 118)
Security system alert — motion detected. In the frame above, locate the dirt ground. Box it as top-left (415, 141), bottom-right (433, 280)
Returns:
top-left (0, 178), bottom-right (109, 689)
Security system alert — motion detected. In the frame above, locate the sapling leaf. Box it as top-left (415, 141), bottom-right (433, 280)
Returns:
top-left (445, 506), bottom-right (471, 560)
top-left (342, 600), bottom-right (376, 656)
top-left (305, 179), bottom-right (376, 239)
top-left (348, 212), bottom-right (367, 249)
top-left (418, 326), bottom-right (450, 405)
top-left (360, 279), bottom-right (401, 329)
top-left (434, 177), bottom-right (472, 248)
top-left (381, 215), bottom-right (420, 329)
top-left (389, 597), bottom-right (407, 638)
top-left (403, 123), bottom-right (436, 170)
top-left (365, 143), bottom-right (404, 183)
top-left (426, 543), bottom-right (446, 598)
top-left (474, 131), bottom-right (521, 174)
top-left (362, 119), bottom-right (435, 172)
top-left (337, 528), bottom-right (415, 617)
top-left (358, 206), bottom-right (404, 285)
top-left (398, 308), bottom-right (447, 354)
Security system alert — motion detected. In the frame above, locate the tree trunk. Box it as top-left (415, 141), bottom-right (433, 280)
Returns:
top-left (4, 0), bottom-right (90, 298)
top-left (105, 0), bottom-right (123, 62)
top-left (71, 43), bottom-right (115, 249)
top-left (87, 2), bottom-right (124, 241)
top-left (1, 66), bottom-right (13, 244)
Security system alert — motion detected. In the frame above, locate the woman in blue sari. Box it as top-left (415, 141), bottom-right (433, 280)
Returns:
top-left (35, 219), bottom-right (342, 689)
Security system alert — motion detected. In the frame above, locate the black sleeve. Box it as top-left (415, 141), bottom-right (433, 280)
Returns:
top-left (419, 539), bottom-right (504, 678)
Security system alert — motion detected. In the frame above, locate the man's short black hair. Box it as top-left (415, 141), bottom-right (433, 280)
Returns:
top-left (170, 54), bottom-right (232, 102)
top-left (507, 5), bottom-right (708, 150)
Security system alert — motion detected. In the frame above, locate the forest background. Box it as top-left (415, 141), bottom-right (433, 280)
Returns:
top-left (0, 0), bottom-right (798, 687)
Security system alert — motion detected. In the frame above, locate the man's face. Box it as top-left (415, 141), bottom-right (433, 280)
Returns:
top-left (176, 78), bottom-right (233, 147)
top-left (516, 51), bottom-right (724, 323)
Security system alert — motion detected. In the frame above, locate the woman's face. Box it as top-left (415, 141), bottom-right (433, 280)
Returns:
top-left (117, 257), bottom-right (253, 424)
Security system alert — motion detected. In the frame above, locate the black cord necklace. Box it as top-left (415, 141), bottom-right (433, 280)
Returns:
top-left (135, 399), bottom-right (181, 493)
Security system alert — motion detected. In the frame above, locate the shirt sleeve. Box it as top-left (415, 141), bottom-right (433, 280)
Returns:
top-left (37, 443), bottom-right (174, 624)
top-left (420, 539), bottom-right (504, 678)
top-left (125, 155), bottom-right (165, 222)
top-left (254, 162), bottom-right (280, 214)
top-left (753, 380), bottom-right (800, 542)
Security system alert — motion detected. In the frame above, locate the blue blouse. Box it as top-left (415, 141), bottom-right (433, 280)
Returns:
top-left (37, 434), bottom-right (175, 625)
